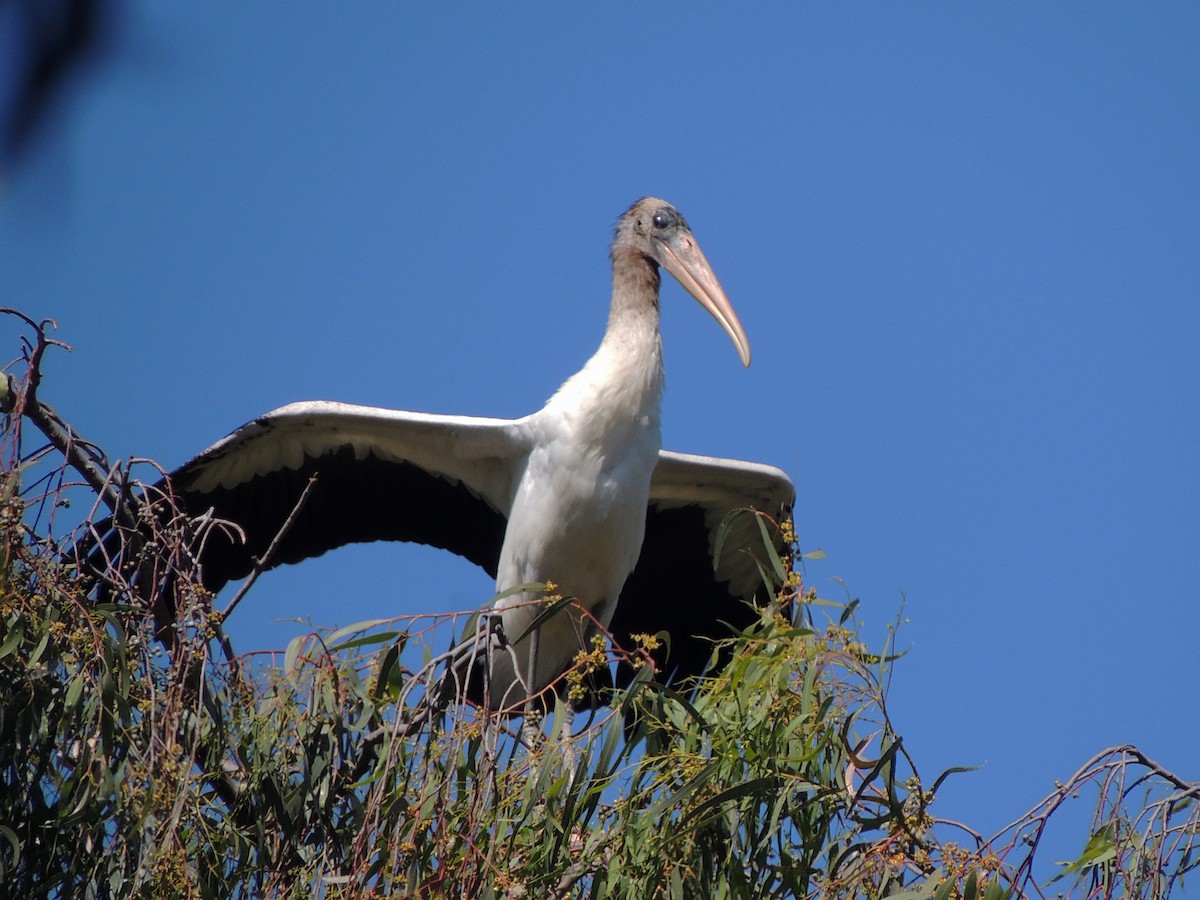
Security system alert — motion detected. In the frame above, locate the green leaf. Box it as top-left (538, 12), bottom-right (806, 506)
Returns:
top-left (325, 617), bottom-right (398, 646)
top-left (712, 509), bottom-right (739, 569)
top-left (373, 640), bottom-right (405, 700)
top-left (512, 593), bottom-right (578, 642)
top-left (1050, 824), bottom-right (1118, 882)
top-left (882, 888), bottom-right (939, 900)
top-left (929, 763), bottom-right (983, 796)
top-left (490, 581), bottom-right (549, 603)
top-left (283, 632), bottom-right (307, 674)
top-left (682, 776), bottom-right (777, 826)
top-left (327, 628), bottom-right (402, 653)
top-left (0, 825), bottom-right (19, 862)
top-left (0, 616), bottom-right (24, 661)
top-left (754, 511), bottom-right (787, 582)
top-left (64, 670), bottom-right (85, 709)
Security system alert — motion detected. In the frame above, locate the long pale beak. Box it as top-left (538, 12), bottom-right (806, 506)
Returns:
top-left (656, 232), bottom-right (752, 367)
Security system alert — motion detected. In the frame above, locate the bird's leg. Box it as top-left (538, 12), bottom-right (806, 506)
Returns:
top-left (557, 700), bottom-right (574, 743)
top-left (556, 697), bottom-right (577, 773)
top-left (521, 624), bottom-right (543, 748)
top-left (478, 612), bottom-right (501, 726)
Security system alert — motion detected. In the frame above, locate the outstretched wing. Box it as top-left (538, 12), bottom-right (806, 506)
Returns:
top-left (90, 407), bottom-right (793, 704)
top-left (159, 400), bottom-right (528, 591)
top-left (608, 450), bottom-right (795, 690)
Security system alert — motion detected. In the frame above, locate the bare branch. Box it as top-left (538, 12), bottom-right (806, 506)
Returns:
top-left (2, 308), bottom-right (132, 517)
top-left (218, 474), bottom-right (319, 624)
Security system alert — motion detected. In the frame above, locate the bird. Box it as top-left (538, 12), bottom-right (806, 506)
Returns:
top-left (109, 198), bottom-right (794, 712)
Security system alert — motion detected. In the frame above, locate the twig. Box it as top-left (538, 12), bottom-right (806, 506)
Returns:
top-left (218, 474), bottom-right (318, 624)
top-left (2, 309), bottom-right (132, 518)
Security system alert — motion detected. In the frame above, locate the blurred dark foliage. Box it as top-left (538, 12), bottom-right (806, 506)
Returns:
top-left (1, 0), bottom-right (114, 166)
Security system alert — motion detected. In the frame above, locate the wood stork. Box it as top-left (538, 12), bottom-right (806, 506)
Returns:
top-left (133, 198), bottom-right (794, 710)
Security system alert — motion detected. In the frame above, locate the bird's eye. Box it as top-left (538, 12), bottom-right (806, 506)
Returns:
top-left (652, 210), bottom-right (674, 230)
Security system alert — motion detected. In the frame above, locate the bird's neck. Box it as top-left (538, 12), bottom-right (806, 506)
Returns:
top-left (545, 251), bottom-right (664, 431)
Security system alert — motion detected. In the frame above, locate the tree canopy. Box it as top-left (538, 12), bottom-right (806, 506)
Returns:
top-left (2, 312), bottom-right (1196, 898)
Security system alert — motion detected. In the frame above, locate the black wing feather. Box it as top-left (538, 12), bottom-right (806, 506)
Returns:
top-left (607, 504), bottom-right (784, 693)
top-left (173, 446), bottom-right (507, 593)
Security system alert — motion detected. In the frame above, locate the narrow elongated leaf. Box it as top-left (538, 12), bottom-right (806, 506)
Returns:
top-left (683, 776), bottom-right (778, 826)
top-left (327, 628), bottom-right (402, 653)
top-left (1050, 825), bottom-right (1118, 881)
top-left (754, 511), bottom-right (788, 583)
top-left (0, 616), bottom-right (23, 660)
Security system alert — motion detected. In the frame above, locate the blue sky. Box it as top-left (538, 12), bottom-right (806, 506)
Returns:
top-left (3, 4), bottom-right (1197, 878)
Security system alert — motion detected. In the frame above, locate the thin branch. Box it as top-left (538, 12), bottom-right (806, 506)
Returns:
top-left (218, 474), bottom-right (318, 624)
top-left (2, 309), bottom-right (133, 518)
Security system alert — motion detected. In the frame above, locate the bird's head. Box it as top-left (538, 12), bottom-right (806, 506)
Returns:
top-left (613, 197), bottom-right (751, 367)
